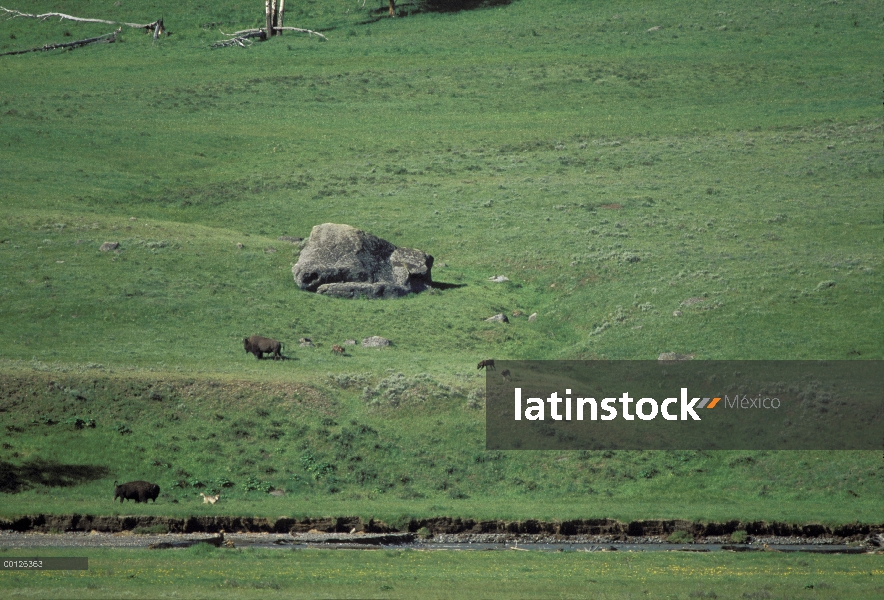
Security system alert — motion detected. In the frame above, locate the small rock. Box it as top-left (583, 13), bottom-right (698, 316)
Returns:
top-left (485, 314), bottom-right (509, 323)
top-left (99, 242), bottom-right (119, 252)
top-left (343, 339), bottom-right (357, 345)
top-left (236, 243), bottom-right (244, 249)
top-left (299, 338), bottom-right (311, 343)
top-left (299, 341), bottom-right (314, 348)
top-left (129, 217), bottom-right (137, 221)
top-left (488, 275), bottom-right (510, 283)
top-left (528, 313), bottom-right (537, 322)
top-left (681, 297), bottom-right (705, 306)
top-left (269, 489), bottom-right (286, 497)
top-left (362, 336), bottom-right (391, 348)
top-left (658, 352), bottom-right (695, 362)
top-left (673, 310), bottom-right (683, 316)
top-left (647, 25), bottom-right (662, 32)
top-left (512, 310), bottom-right (524, 317)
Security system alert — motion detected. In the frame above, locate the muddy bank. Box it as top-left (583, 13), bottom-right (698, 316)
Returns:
top-left (1, 515), bottom-right (881, 542)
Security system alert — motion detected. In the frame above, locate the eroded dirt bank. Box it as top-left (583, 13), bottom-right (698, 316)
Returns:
top-left (1, 515), bottom-right (881, 541)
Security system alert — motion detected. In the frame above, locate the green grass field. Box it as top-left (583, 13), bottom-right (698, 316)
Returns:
top-left (2, 547), bottom-right (883, 599)
top-left (0, 0), bottom-right (882, 596)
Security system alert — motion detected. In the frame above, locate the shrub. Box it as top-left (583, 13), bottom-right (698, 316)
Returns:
top-left (730, 530), bottom-right (748, 543)
top-left (65, 416), bottom-right (96, 429)
top-left (114, 423), bottom-right (133, 436)
top-left (667, 530), bottom-right (694, 544)
top-left (243, 477), bottom-right (272, 492)
top-left (133, 524), bottom-right (169, 534)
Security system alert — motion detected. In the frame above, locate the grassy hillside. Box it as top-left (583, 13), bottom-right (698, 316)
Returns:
top-left (0, 0), bottom-right (881, 522)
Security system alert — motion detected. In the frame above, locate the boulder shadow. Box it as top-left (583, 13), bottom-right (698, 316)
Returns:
top-left (0, 459), bottom-right (110, 494)
top-left (430, 282), bottom-right (468, 291)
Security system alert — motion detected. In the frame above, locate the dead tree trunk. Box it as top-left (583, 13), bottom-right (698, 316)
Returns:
top-left (389, 0), bottom-right (396, 17)
top-left (265, 1), bottom-right (273, 38)
top-left (212, 2), bottom-right (314, 48)
top-left (0, 27), bottom-right (120, 56)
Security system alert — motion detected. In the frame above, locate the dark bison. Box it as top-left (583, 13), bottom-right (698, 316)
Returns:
top-left (243, 335), bottom-right (283, 360)
top-left (477, 359), bottom-right (495, 370)
top-left (114, 480), bottom-right (160, 503)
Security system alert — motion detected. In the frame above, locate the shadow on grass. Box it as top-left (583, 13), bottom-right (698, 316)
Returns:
top-left (359, 0), bottom-right (513, 23)
top-left (431, 281), bottom-right (468, 291)
top-left (0, 459), bottom-right (110, 493)
top-left (416, 0), bottom-right (513, 12)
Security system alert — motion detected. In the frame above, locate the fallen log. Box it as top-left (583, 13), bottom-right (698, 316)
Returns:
top-left (0, 6), bottom-right (163, 35)
top-left (0, 27), bottom-right (120, 56)
top-left (211, 26), bottom-right (326, 48)
top-left (274, 26), bottom-right (327, 40)
top-left (212, 29), bottom-right (266, 49)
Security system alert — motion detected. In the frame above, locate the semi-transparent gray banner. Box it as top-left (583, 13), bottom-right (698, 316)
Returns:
top-left (486, 361), bottom-right (882, 450)
top-left (1, 557), bottom-right (88, 570)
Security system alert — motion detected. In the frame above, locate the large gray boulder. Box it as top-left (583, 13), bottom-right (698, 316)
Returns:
top-left (292, 224), bottom-right (433, 298)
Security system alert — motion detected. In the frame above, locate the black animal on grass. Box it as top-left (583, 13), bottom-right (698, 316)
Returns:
top-left (114, 480), bottom-right (160, 503)
top-left (243, 335), bottom-right (284, 360)
top-left (477, 359), bottom-right (495, 370)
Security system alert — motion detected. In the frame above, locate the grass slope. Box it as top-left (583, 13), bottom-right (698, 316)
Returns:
top-left (0, 0), bottom-right (881, 523)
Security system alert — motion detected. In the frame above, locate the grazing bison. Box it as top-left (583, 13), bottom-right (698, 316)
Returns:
top-left (243, 335), bottom-right (283, 360)
top-left (331, 344), bottom-right (345, 355)
top-left (114, 480), bottom-right (160, 503)
top-left (477, 359), bottom-right (495, 370)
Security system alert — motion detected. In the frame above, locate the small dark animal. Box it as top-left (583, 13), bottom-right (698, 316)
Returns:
top-left (501, 369), bottom-right (511, 381)
top-left (477, 359), bottom-right (495, 370)
top-left (332, 344), bottom-right (345, 355)
top-left (114, 480), bottom-right (160, 503)
top-left (243, 335), bottom-right (283, 360)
